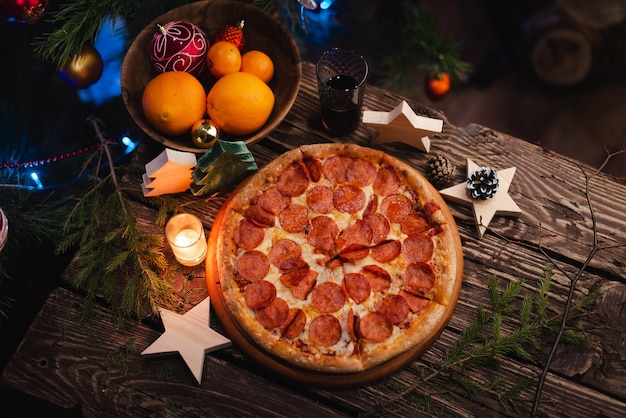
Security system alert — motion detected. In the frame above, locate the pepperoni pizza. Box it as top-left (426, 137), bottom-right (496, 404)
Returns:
top-left (210, 143), bottom-right (463, 374)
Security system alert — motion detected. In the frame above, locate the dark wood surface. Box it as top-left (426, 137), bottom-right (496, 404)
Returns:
top-left (2, 62), bottom-right (625, 417)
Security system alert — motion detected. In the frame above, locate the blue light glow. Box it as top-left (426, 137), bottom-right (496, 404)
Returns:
top-left (320, 0), bottom-right (334, 10)
top-left (121, 136), bottom-right (138, 153)
top-left (78, 16), bottom-right (126, 106)
top-left (30, 172), bottom-right (44, 189)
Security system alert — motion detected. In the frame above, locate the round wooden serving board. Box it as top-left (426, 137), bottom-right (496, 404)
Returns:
top-left (206, 145), bottom-right (464, 387)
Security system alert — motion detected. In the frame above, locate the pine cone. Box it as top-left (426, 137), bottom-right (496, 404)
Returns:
top-left (425, 155), bottom-right (456, 188)
top-left (214, 20), bottom-right (245, 51)
top-left (466, 166), bottom-right (499, 199)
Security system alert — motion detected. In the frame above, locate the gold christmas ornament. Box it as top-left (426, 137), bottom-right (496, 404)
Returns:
top-left (59, 43), bottom-right (104, 89)
top-left (191, 119), bottom-right (220, 149)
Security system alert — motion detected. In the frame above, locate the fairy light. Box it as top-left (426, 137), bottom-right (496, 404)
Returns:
top-left (121, 135), bottom-right (138, 153)
top-left (30, 172), bottom-right (43, 189)
top-left (320, 0), bottom-right (334, 9)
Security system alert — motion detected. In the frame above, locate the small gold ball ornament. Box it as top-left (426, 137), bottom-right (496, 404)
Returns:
top-left (191, 119), bottom-right (220, 149)
top-left (59, 43), bottom-right (104, 89)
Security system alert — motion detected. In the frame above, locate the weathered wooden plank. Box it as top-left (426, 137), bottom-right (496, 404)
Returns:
top-left (0, 288), bottom-right (351, 418)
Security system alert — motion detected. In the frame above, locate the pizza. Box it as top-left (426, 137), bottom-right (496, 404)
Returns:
top-left (210, 143), bottom-right (462, 373)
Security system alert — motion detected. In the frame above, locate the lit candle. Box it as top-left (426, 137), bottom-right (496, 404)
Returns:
top-left (165, 213), bottom-right (207, 266)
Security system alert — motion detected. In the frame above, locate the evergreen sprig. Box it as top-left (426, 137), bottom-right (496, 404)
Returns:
top-left (376, 3), bottom-right (472, 93)
top-left (369, 265), bottom-right (597, 416)
top-left (0, 182), bottom-right (69, 321)
top-left (56, 119), bottom-right (186, 319)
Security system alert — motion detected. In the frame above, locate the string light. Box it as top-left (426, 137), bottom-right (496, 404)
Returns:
top-left (30, 172), bottom-right (44, 189)
top-left (0, 127), bottom-right (138, 170)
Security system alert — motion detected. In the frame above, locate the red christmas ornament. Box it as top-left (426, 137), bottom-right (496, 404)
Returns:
top-left (0, 0), bottom-right (48, 24)
top-left (214, 20), bottom-right (245, 51)
top-left (151, 21), bottom-right (209, 77)
top-left (424, 72), bottom-right (451, 101)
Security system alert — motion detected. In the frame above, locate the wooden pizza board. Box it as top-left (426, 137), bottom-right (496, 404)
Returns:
top-left (205, 147), bottom-right (464, 388)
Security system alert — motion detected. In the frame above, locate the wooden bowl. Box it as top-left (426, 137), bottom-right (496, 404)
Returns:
top-left (121, 0), bottom-right (302, 153)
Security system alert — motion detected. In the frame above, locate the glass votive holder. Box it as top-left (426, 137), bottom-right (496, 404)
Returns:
top-left (0, 207), bottom-right (7, 253)
top-left (165, 213), bottom-right (207, 266)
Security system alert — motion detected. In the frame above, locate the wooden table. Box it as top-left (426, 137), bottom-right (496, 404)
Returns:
top-left (2, 62), bottom-right (625, 417)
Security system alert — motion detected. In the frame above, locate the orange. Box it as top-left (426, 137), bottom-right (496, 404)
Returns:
top-left (207, 72), bottom-right (275, 136)
top-left (240, 50), bottom-right (274, 84)
top-left (206, 41), bottom-right (242, 78)
top-left (141, 71), bottom-right (206, 136)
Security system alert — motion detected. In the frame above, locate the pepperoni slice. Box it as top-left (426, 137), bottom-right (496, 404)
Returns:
top-left (236, 250), bottom-right (270, 282)
top-left (246, 202), bottom-right (275, 227)
top-left (303, 156), bottom-right (323, 182)
top-left (233, 219), bottom-right (264, 250)
top-left (339, 247), bottom-right (369, 261)
top-left (277, 161), bottom-right (310, 197)
top-left (258, 186), bottom-right (291, 216)
top-left (255, 297), bottom-right (289, 329)
top-left (343, 273), bottom-right (371, 304)
top-left (423, 201), bottom-right (441, 219)
top-left (360, 265), bottom-right (391, 293)
top-left (346, 158), bottom-right (377, 186)
top-left (400, 212), bottom-right (430, 235)
top-left (269, 239), bottom-right (306, 271)
top-left (362, 195), bottom-right (378, 218)
top-left (309, 314), bottom-right (342, 346)
top-left (336, 220), bottom-right (373, 252)
top-left (278, 203), bottom-right (309, 233)
top-left (307, 216), bottom-right (339, 254)
top-left (402, 234), bottom-right (434, 263)
top-left (373, 165), bottom-right (401, 197)
top-left (380, 194), bottom-right (414, 223)
top-left (306, 185), bottom-right (334, 214)
top-left (376, 294), bottom-right (410, 325)
top-left (364, 212), bottom-right (390, 245)
top-left (333, 184), bottom-right (365, 213)
top-left (323, 155), bottom-right (350, 183)
top-left (400, 290), bottom-right (431, 313)
top-left (311, 281), bottom-right (345, 313)
top-left (281, 308), bottom-right (307, 339)
top-left (280, 267), bottom-right (318, 300)
top-left (244, 280), bottom-right (276, 310)
top-left (371, 240), bottom-right (401, 263)
top-left (402, 262), bottom-right (436, 297)
top-left (359, 312), bottom-right (393, 342)
top-left (347, 308), bottom-right (357, 341)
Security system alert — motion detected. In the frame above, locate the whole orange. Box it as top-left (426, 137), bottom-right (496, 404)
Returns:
top-left (206, 41), bottom-right (242, 78)
top-left (240, 50), bottom-right (274, 84)
top-left (207, 72), bottom-right (275, 136)
top-left (141, 71), bottom-right (206, 136)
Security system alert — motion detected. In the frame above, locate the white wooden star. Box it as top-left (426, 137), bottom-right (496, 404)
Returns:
top-left (362, 100), bottom-right (443, 152)
top-left (440, 158), bottom-right (522, 239)
top-left (141, 297), bottom-right (231, 384)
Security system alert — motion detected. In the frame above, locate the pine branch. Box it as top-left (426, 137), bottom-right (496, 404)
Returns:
top-left (365, 266), bottom-right (595, 416)
top-left (56, 118), bottom-right (188, 319)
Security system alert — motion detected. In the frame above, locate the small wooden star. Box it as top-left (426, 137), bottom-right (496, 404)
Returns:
top-left (439, 158), bottom-right (522, 239)
top-left (141, 297), bottom-right (231, 384)
top-left (362, 100), bottom-right (443, 153)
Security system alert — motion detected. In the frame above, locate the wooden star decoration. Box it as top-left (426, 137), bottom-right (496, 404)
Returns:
top-left (362, 100), bottom-right (443, 153)
top-left (439, 158), bottom-right (522, 239)
top-left (141, 297), bottom-right (231, 384)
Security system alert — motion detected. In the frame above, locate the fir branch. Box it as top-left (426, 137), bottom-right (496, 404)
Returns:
top-left (34, 0), bottom-right (140, 67)
top-left (366, 266), bottom-right (594, 417)
top-left (56, 118), bottom-right (186, 319)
